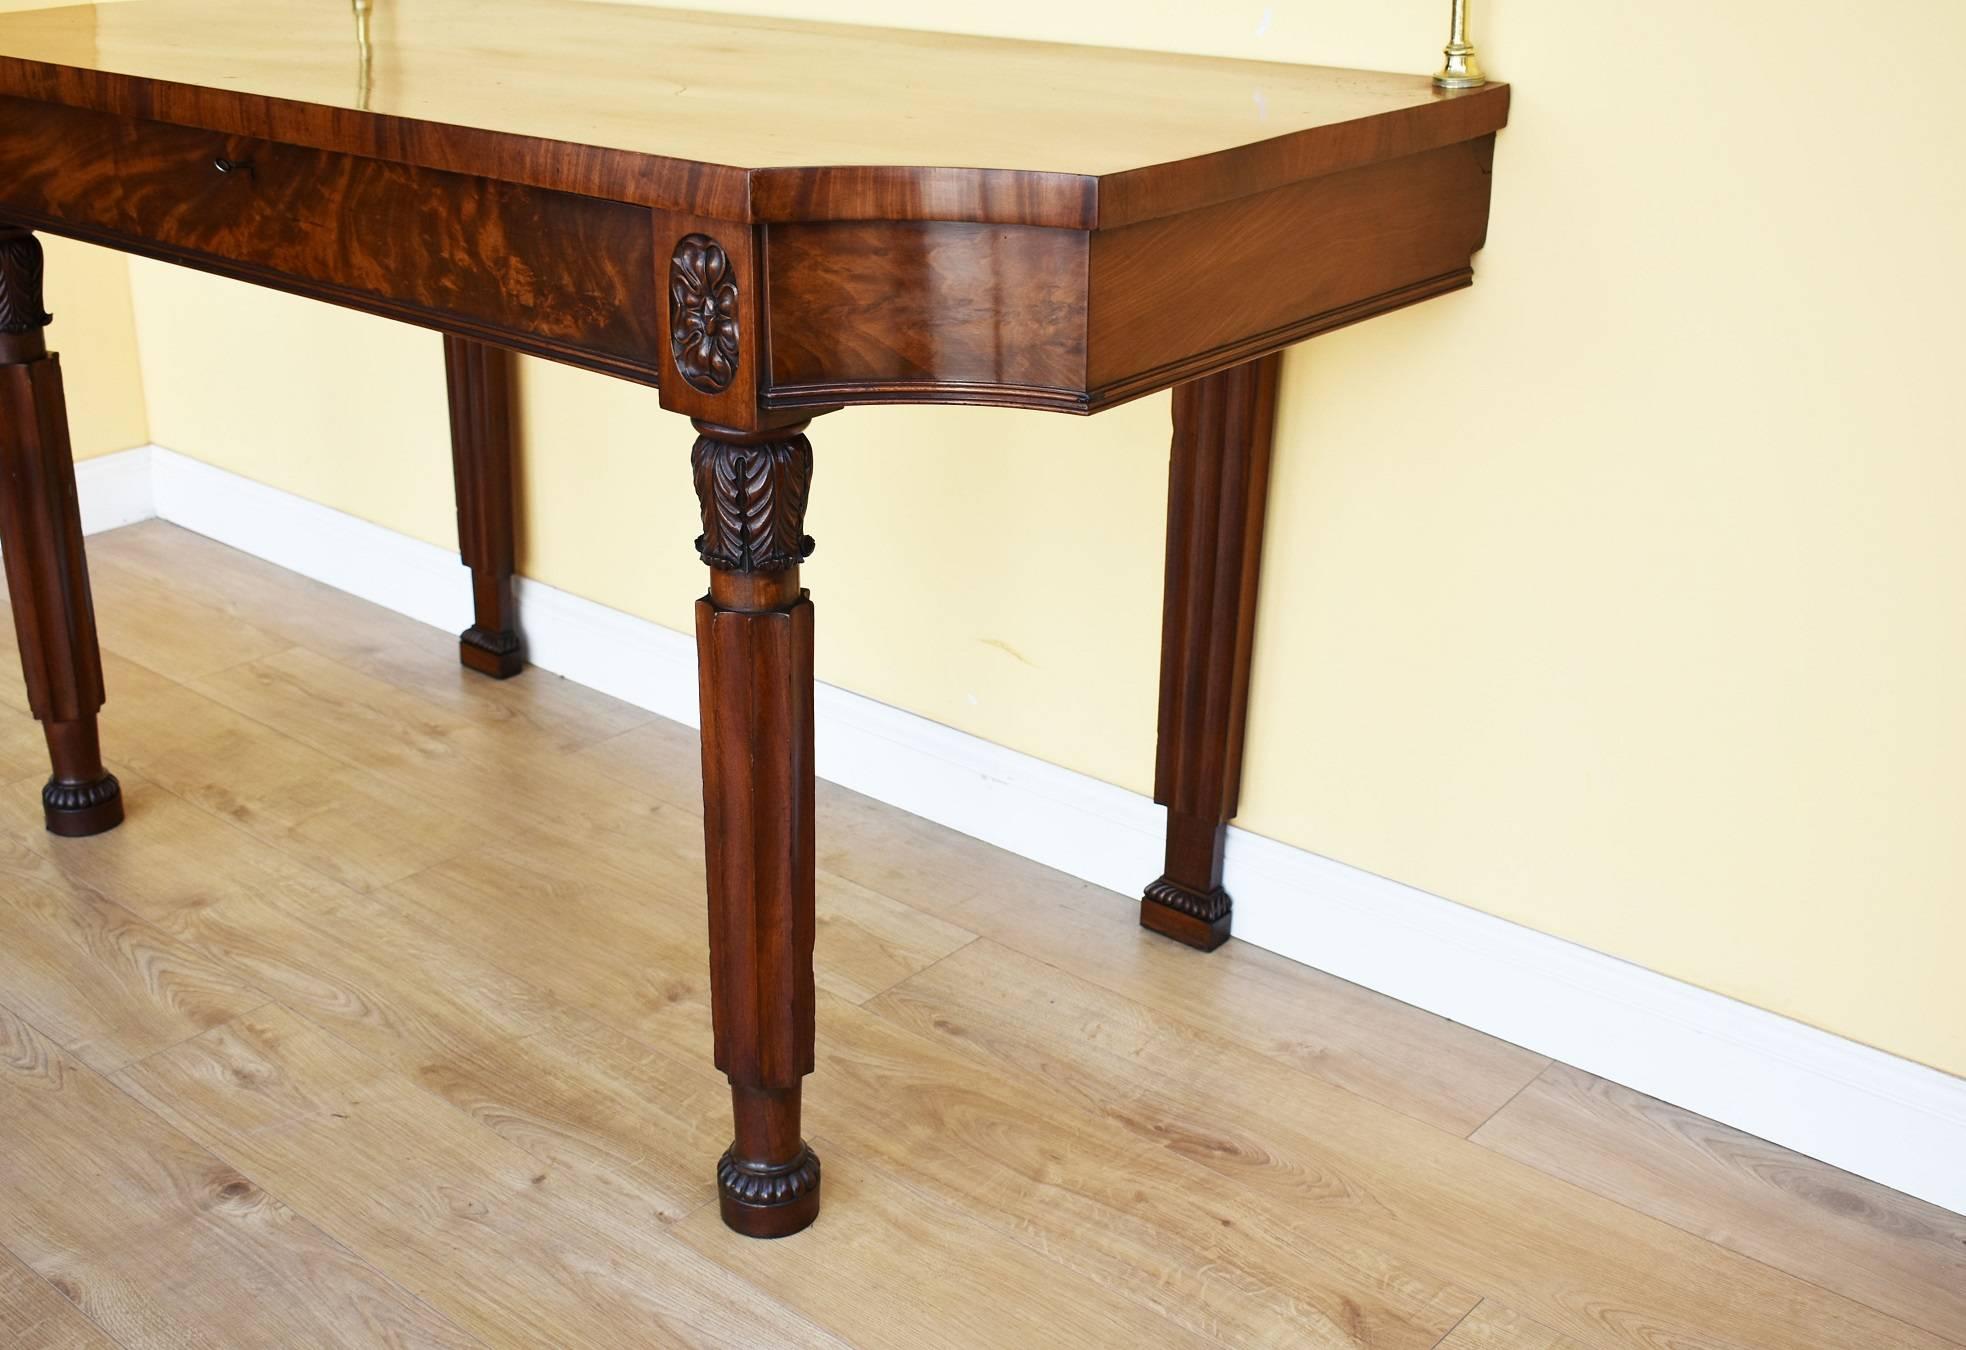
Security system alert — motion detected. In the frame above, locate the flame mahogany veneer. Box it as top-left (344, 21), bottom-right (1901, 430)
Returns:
top-left (0, 0), bottom-right (1507, 1240)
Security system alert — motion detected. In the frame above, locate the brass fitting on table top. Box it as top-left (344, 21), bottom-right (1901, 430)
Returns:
top-left (1434, 0), bottom-right (1487, 90)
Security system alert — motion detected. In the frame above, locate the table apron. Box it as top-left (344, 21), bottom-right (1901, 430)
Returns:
top-left (1, 99), bottom-right (1496, 417)
top-left (0, 96), bottom-right (667, 385)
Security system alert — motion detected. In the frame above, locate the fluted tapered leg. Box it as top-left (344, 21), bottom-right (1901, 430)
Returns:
top-left (445, 334), bottom-right (525, 678)
top-left (1142, 353), bottom-right (1281, 950)
top-left (691, 418), bottom-right (821, 1237)
top-left (0, 228), bottom-right (122, 837)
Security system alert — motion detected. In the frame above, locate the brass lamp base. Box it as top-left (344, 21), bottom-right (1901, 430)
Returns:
top-left (1434, 49), bottom-right (1486, 90)
top-left (1432, 0), bottom-right (1487, 90)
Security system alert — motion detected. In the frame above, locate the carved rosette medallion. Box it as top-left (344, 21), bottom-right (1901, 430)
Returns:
top-left (692, 432), bottom-right (815, 573)
top-left (670, 233), bottom-right (740, 394)
top-left (0, 230), bottom-right (52, 336)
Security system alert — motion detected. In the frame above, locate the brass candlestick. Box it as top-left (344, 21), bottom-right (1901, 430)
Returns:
top-left (1433, 0), bottom-right (1486, 90)
top-left (353, 0), bottom-right (375, 109)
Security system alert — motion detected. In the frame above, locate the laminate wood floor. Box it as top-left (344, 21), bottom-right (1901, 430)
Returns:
top-left (1, 520), bottom-right (1960, 1349)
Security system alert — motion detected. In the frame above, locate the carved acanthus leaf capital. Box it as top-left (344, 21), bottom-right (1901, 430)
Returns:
top-left (691, 431), bottom-right (815, 574)
top-left (0, 230), bottom-right (52, 336)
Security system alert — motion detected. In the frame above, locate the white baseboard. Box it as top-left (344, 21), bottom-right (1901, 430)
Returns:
top-left (76, 444), bottom-right (158, 537)
top-left (76, 444), bottom-right (1966, 1216)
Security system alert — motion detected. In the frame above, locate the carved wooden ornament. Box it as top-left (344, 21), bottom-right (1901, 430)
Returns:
top-left (670, 233), bottom-right (741, 394)
top-left (692, 431), bottom-right (815, 573)
top-left (0, 230), bottom-right (51, 334)
top-left (717, 1147), bottom-right (822, 1209)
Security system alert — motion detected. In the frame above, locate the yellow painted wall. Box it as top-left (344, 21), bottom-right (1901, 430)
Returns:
top-left (42, 237), bottom-right (149, 460)
top-left (82, 1), bottom-right (1966, 1077)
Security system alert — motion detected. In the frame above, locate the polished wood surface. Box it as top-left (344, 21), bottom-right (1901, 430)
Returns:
top-left (0, 0), bottom-right (1508, 226)
top-left (0, 7), bottom-right (1505, 409)
top-left (0, 8), bottom-right (1515, 1242)
top-left (444, 336), bottom-right (525, 680)
top-left (691, 422), bottom-right (823, 1237)
top-left (0, 229), bottom-right (121, 838)
top-left (1085, 138), bottom-right (1493, 401)
top-left (1, 520), bottom-right (1957, 1348)
top-left (1143, 354), bottom-right (1280, 950)
top-left (0, 94), bottom-right (666, 384)
top-left (759, 136), bottom-right (1495, 412)
top-left (765, 221), bottom-right (1089, 405)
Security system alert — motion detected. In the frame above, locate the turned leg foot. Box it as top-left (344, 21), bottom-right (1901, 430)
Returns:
top-left (1143, 354), bottom-right (1281, 950)
top-left (718, 1085), bottom-right (822, 1238)
top-left (691, 420), bottom-right (822, 1237)
top-left (0, 229), bottom-right (122, 839)
top-left (445, 335), bottom-right (525, 679)
top-left (40, 719), bottom-right (123, 838)
top-left (458, 622), bottom-right (525, 680)
top-left (1142, 812), bottom-right (1231, 951)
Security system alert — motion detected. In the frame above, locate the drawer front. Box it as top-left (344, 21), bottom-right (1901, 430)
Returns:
top-left (0, 97), bottom-right (662, 381)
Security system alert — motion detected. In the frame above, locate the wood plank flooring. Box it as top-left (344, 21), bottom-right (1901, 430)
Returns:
top-left (0, 520), bottom-right (1959, 1349)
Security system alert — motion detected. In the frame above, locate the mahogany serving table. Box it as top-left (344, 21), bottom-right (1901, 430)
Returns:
top-left (0, 0), bottom-right (1507, 1237)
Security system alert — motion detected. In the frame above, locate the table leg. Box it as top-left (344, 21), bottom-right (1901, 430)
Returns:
top-left (0, 227), bottom-right (122, 838)
top-left (1141, 353), bottom-right (1282, 951)
top-left (444, 334), bottom-right (525, 679)
top-left (690, 417), bottom-right (822, 1238)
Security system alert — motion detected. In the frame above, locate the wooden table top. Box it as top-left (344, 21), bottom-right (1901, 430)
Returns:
top-left (0, 0), bottom-right (1508, 225)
